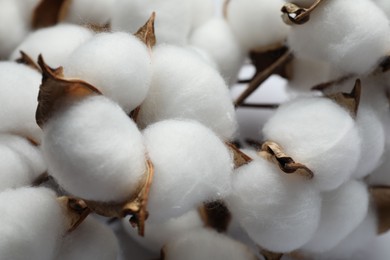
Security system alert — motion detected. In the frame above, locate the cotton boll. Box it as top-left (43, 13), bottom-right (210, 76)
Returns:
top-left (123, 210), bottom-right (203, 253)
top-left (143, 120), bottom-right (233, 222)
top-left (262, 97), bottom-right (361, 191)
top-left (138, 45), bottom-right (238, 140)
top-left (0, 62), bottom-right (42, 142)
top-left (164, 228), bottom-right (258, 260)
top-left (227, 157), bottom-right (321, 252)
top-left (10, 24), bottom-right (94, 68)
top-left (301, 180), bottom-right (369, 253)
top-left (61, 0), bottom-right (115, 26)
top-left (14, 0), bottom-right (41, 25)
top-left (372, 0), bottom-right (390, 17)
top-left (42, 95), bottom-right (146, 202)
top-left (56, 217), bottom-right (119, 260)
top-left (63, 32), bottom-right (151, 113)
top-left (353, 106), bottom-right (385, 178)
top-left (0, 187), bottom-right (67, 260)
top-left (190, 18), bottom-right (245, 87)
top-left (111, 0), bottom-right (192, 45)
top-left (0, 0), bottom-right (28, 59)
top-left (188, 0), bottom-right (215, 31)
top-left (185, 46), bottom-right (218, 70)
top-left (227, 0), bottom-right (289, 51)
top-left (288, 0), bottom-right (390, 75)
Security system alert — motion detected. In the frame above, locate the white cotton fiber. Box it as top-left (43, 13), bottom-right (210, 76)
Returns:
top-left (353, 105), bottom-right (385, 178)
top-left (56, 217), bottom-right (119, 260)
top-left (123, 210), bottom-right (203, 253)
top-left (14, 0), bottom-right (41, 24)
top-left (188, 0), bottom-right (215, 31)
top-left (138, 45), bottom-right (238, 140)
top-left (61, 0), bottom-right (115, 26)
top-left (0, 62), bottom-right (42, 142)
top-left (0, 0), bottom-right (28, 59)
top-left (288, 0), bottom-right (390, 75)
top-left (262, 97), bottom-right (361, 191)
top-left (63, 32), bottom-right (152, 113)
top-left (301, 180), bottom-right (369, 253)
top-left (190, 18), bottom-right (245, 87)
top-left (164, 228), bottom-right (258, 260)
top-left (143, 119), bottom-right (234, 222)
top-left (0, 134), bottom-right (46, 191)
top-left (372, 0), bottom-right (390, 17)
top-left (10, 24), bottom-right (94, 68)
top-left (226, 0), bottom-right (289, 51)
top-left (0, 187), bottom-right (67, 260)
top-left (111, 0), bottom-right (192, 45)
top-left (42, 95), bottom-right (146, 202)
top-left (227, 157), bottom-right (321, 252)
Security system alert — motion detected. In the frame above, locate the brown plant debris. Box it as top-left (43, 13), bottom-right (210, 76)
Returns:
top-left (57, 196), bottom-right (91, 232)
top-left (15, 51), bottom-right (41, 72)
top-left (86, 22), bottom-right (112, 33)
top-left (35, 54), bottom-right (102, 128)
top-left (135, 12), bottom-right (157, 49)
top-left (79, 159), bottom-right (154, 236)
top-left (198, 200), bottom-right (232, 233)
top-left (226, 142), bottom-right (253, 168)
top-left (32, 0), bottom-right (71, 29)
top-left (370, 186), bottom-right (390, 235)
top-left (260, 141), bottom-right (314, 179)
top-left (281, 0), bottom-right (325, 25)
top-left (326, 79), bottom-right (361, 118)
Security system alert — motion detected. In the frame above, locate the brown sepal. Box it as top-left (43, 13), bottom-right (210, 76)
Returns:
top-left (326, 79), bottom-right (361, 118)
top-left (198, 200), bottom-right (232, 233)
top-left (129, 106), bottom-right (141, 123)
top-left (135, 12), bottom-right (156, 49)
top-left (226, 142), bottom-right (253, 169)
top-left (311, 74), bottom-right (353, 92)
top-left (260, 249), bottom-right (284, 260)
top-left (81, 159), bottom-right (154, 236)
top-left (281, 0), bottom-right (325, 25)
top-left (32, 0), bottom-right (71, 29)
top-left (36, 55), bottom-right (102, 128)
top-left (15, 51), bottom-right (41, 72)
top-left (57, 196), bottom-right (92, 232)
top-left (260, 141), bottom-right (314, 179)
top-left (370, 186), bottom-right (390, 235)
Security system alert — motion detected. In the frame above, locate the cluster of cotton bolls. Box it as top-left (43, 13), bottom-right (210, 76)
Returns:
top-left (3, 0), bottom-right (390, 259)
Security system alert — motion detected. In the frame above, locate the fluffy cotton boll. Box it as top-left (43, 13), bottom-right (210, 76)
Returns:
top-left (42, 95), bottom-right (146, 202)
top-left (164, 228), bottom-right (258, 260)
top-left (263, 97), bottom-right (361, 191)
top-left (56, 217), bottom-right (118, 260)
top-left (227, 158), bottom-right (322, 252)
top-left (123, 210), bottom-right (203, 253)
top-left (288, 0), bottom-right (390, 75)
top-left (63, 32), bottom-right (151, 113)
top-left (0, 0), bottom-right (28, 59)
top-left (287, 56), bottom-right (331, 93)
top-left (372, 0), bottom-right (390, 17)
top-left (353, 106), bottom-right (385, 178)
top-left (188, 0), bottom-right (215, 31)
top-left (61, 0), bottom-right (115, 26)
top-left (0, 187), bottom-right (67, 260)
top-left (10, 24), bottom-right (93, 68)
top-left (301, 180), bottom-right (369, 253)
top-left (312, 206), bottom-right (378, 260)
top-left (14, 0), bottom-right (41, 25)
top-left (227, 0), bottom-right (289, 51)
top-left (138, 45), bottom-right (238, 140)
top-left (0, 62), bottom-right (42, 142)
top-left (185, 46), bottom-right (218, 70)
top-left (111, 0), bottom-right (191, 45)
top-left (143, 120), bottom-right (233, 222)
top-left (189, 18), bottom-right (245, 87)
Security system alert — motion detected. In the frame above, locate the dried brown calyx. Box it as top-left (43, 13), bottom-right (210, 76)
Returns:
top-left (32, 0), bottom-right (71, 29)
top-left (15, 51), bottom-right (41, 72)
top-left (369, 186), bottom-right (390, 235)
top-left (281, 0), bottom-right (325, 25)
top-left (135, 12), bottom-right (157, 49)
top-left (198, 200), bottom-right (232, 233)
top-left (57, 196), bottom-right (91, 232)
top-left (259, 141), bottom-right (314, 179)
top-left (35, 54), bottom-right (102, 128)
top-left (226, 142), bottom-right (253, 169)
top-left (64, 159), bottom-right (154, 236)
top-left (235, 47), bottom-right (293, 107)
top-left (326, 79), bottom-right (361, 119)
